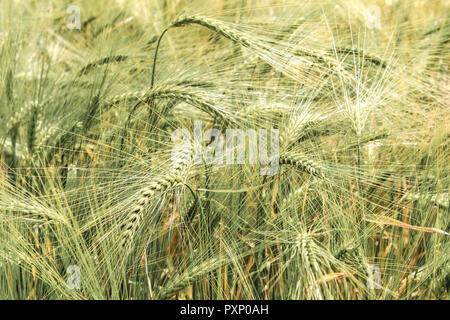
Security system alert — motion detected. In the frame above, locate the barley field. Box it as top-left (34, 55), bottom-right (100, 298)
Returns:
top-left (0, 0), bottom-right (448, 300)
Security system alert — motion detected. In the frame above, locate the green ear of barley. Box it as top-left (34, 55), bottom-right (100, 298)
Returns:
top-left (78, 55), bottom-right (128, 76)
top-left (119, 146), bottom-right (191, 252)
top-left (151, 14), bottom-right (323, 88)
top-left (404, 192), bottom-right (449, 209)
top-left (279, 152), bottom-right (325, 178)
top-left (332, 47), bottom-right (388, 69)
top-left (119, 171), bottom-right (184, 251)
top-left (26, 104), bottom-right (39, 156)
top-left (107, 86), bottom-right (228, 121)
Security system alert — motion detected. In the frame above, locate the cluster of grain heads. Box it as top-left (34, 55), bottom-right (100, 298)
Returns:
top-left (78, 55), bottom-right (129, 76)
top-left (0, 0), bottom-right (447, 300)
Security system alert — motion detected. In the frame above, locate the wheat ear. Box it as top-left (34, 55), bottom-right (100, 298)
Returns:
top-left (6, 98), bottom-right (42, 133)
top-left (155, 256), bottom-right (223, 299)
top-left (151, 14), bottom-right (314, 88)
top-left (120, 147), bottom-right (191, 251)
top-left (279, 152), bottom-right (325, 178)
top-left (78, 55), bottom-right (128, 76)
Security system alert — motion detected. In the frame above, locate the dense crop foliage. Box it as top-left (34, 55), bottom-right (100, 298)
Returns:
top-left (0, 0), bottom-right (448, 299)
